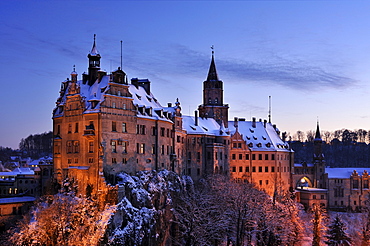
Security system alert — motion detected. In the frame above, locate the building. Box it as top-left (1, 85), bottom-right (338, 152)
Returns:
top-left (52, 37), bottom-right (292, 197)
top-left (228, 117), bottom-right (293, 195)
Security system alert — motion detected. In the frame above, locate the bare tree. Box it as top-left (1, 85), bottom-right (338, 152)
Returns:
top-left (306, 130), bottom-right (315, 142)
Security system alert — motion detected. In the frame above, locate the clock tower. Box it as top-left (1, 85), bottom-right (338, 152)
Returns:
top-left (198, 49), bottom-right (229, 127)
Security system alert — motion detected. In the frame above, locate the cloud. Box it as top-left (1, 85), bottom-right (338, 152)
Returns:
top-left (128, 44), bottom-right (357, 91)
top-left (218, 57), bottom-right (356, 91)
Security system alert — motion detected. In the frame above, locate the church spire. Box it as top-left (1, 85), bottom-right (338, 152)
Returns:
top-left (315, 120), bottom-right (321, 140)
top-left (206, 46), bottom-right (219, 81)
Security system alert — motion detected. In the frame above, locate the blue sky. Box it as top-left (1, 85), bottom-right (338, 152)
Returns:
top-left (1, 0), bottom-right (370, 149)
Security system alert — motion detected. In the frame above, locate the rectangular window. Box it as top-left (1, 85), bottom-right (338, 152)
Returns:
top-left (215, 152), bottom-right (218, 160)
top-left (365, 180), bottom-right (369, 189)
top-left (232, 154), bottom-right (236, 160)
top-left (271, 154), bottom-right (275, 160)
top-left (112, 121), bottom-right (117, 132)
top-left (239, 166), bottom-right (243, 172)
top-left (321, 195), bottom-right (325, 199)
top-left (152, 144), bottom-right (156, 154)
top-left (265, 166), bottom-right (269, 172)
top-left (313, 195), bottom-right (316, 199)
top-left (112, 141), bottom-right (117, 153)
top-left (67, 141), bottom-right (72, 153)
top-left (259, 166), bottom-right (262, 172)
top-left (259, 180), bottom-right (262, 185)
top-left (112, 158), bottom-right (117, 164)
top-left (160, 127), bottom-right (165, 137)
top-left (233, 143), bottom-right (237, 148)
top-left (252, 166), bottom-right (256, 172)
top-left (245, 154), bottom-right (249, 160)
top-left (68, 124), bottom-right (72, 134)
top-left (75, 123), bottom-right (79, 133)
top-left (122, 158), bottom-right (127, 164)
top-left (88, 158), bottom-right (94, 163)
top-left (74, 158), bottom-right (78, 163)
top-left (197, 168), bottom-right (200, 176)
top-left (161, 145), bottom-right (165, 155)
top-left (265, 154), bottom-right (268, 160)
top-left (197, 152), bottom-right (201, 162)
top-left (258, 154), bottom-right (262, 160)
top-left (271, 166), bottom-right (275, 172)
top-left (252, 154), bottom-right (256, 160)
top-left (245, 166), bottom-right (249, 172)
top-left (238, 143), bottom-right (242, 148)
top-left (122, 123), bottom-right (127, 132)
top-left (68, 159), bottom-right (72, 164)
top-left (74, 141), bottom-right (79, 153)
top-left (232, 167), bottom-right (236, 172)
top-left (89, 141), bottom-right (94, 153)
top-left (353, 179), bottom-right (359, 189)
top-left (122, 142), bottom-right (127, 153)
top-left (140, 143), bottom-right (145, 154)
top-left (239, 154), bottom-right (243, 160)
top-left (265, 180), bottom-right (269, 185)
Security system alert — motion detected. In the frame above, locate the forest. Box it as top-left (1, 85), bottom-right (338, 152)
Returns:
top-left (290, 128), bottom-right (370, 167)
top-left (2, 170), bottom-right (366, 245)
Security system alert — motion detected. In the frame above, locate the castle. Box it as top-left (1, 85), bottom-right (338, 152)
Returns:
top-left (52, 37), bottom-right (294, 198)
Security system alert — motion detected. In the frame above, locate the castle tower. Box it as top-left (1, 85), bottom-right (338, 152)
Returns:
top-left (314, 121), bottom-right (326, 188)
top-left (198, 49), bottom-right (229, 127)
top-left (87, 34), bottom-right (101, 86)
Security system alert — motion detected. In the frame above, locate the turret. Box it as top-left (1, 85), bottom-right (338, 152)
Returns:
top-left (87, 34), bottom-right (101, 86)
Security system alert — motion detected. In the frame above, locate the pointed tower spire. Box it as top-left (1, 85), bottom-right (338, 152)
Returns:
top-left (207, 45), bottom-right (219, 81)
top-left (89, 34), bottom-right (100, 56)
top-left (198, 45), bottom-right (229, 127)
top-left (315, 120), bottom-right (321, 140)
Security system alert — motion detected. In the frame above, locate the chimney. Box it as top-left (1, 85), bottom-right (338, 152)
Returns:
top-left (234, 117), bottom-right (238, 128)
top-left (259, 118), bottom-right (262, 122)
top-left (264, 119), bottom-right (267, 128)
top-left (252, 117), bottom-right (256, 128)
top-left (167, 103), bottom-right (172, 107)
top-left (195, 111), bottom-right (198, 126)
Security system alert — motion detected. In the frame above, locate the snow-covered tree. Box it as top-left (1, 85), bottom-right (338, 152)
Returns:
top-left (325, 215), bottom-right (351, 246)
top-left (9, 181), bottom-right (114, 246)
top-left (311, 203), bottom-right (327, 246)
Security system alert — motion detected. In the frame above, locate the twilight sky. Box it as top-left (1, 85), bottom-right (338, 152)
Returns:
top-left (1, 0), bottom-right (370, 149)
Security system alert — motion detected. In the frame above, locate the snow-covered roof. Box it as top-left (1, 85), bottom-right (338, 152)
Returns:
top-left (0, 167), bottom-right (34, 177)
top-left (294, 163), bottom-right (314, 168)
top-left (0, 196), bottom-right (35, 204)
top-left (54, 75), bottom-right (174, 124)
top-left (326, 167), bottom-right (369, 179)
top-left (182, 116), bottom-right (229, 136)
top-left (228, 121), bottom-right (290, 152)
